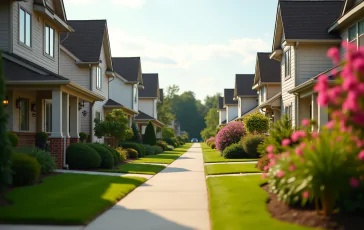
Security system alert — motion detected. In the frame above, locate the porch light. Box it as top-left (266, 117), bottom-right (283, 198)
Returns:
top-left (78, 101), bottom-right (85, 110)
top-left (3, 96), bottom-right (9, 106)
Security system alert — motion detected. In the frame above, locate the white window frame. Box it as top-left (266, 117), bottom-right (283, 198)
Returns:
top-left (284, 49), bottom-right (291, 79)
top-left (96, 67), bottom-right (102, 90)
top-left (44, 100), bottom-right (52, 133)
top-left (45, 24), bottom-right (55, 57)
top-left (133, 85), bottom-right (138, 103)
top-left (19, 7), bottom-right (31, 47)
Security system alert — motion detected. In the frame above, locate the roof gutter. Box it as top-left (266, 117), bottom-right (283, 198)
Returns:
top-left (329, 1), bottom-right (364, 32)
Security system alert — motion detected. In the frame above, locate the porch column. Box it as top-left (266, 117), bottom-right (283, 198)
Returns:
top-left (36, 92), bottom-right (44, 132)
top-left (62, 93), bottom-right (69, 138)
top-left (318, 105), bottom-right (329, 132)
top-left (49, 89), bottom-right (64, 169)
top-left (69, 97), bottom-right (79, 143)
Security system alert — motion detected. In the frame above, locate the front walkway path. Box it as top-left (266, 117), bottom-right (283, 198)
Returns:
top-left (85, 143), bottom-right (210, 230)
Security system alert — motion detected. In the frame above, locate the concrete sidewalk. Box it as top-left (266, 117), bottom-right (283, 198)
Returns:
top-left (85, 143), bottom-right (210, 230)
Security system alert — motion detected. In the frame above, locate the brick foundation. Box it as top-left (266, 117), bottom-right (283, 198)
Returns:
top-left (49, 138), bottom-right (65, 169)
top-left (14, 132), bottom-right (36, 147)
top-left (69, 138), bottom-right (80, 144)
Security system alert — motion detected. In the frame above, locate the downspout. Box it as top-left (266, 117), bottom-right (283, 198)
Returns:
top-left (89, 64), bottom-right (93, 142)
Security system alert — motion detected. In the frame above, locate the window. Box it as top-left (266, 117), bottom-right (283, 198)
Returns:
top-left (19, 8), bottom-right (31, 47)
top-left (44, 100), bottom-right (52, 132)
top-left (96, 67), bottom-right (102, 89)
top-left (349, 25), bottom-right (357, 43)
top-left (95, 111), bottom-right (101, 121)
top-left (260, 87), bottom-right (266, 103)
top-left (359, 20), bottom-right (364, 47)
top-left (133, 85), bottom-right (138, 103)
top-left (285, 104), bottom-right (292, 125)
top-left (45, 24), bottom-right (54, 57)
top-left (348, 20), bottom-right (364, 48)
top-left (284, 49), bottom-right (291, 78)
top-left (19, 98), bottom-right (29, 131)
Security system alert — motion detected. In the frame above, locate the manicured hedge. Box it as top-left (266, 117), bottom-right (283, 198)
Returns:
top-left (241, 134), bottom-right (266, 158)
top-left (11, 153), bottom-right (40, 186)
top-left (66, 143), bottom-right (101, 169)
top-left (222, 143), bottom-right (247, 159)
top-left (8, 132), bottom-right (19, 147)
top-left (87, 143), bottom-right (114, 169)
top-left (119, 142), bottom-right (145, 157)
top-left (152, 145), bottom-right (163, 154)
top-left (143, 145), bottom-right (155, 155)
top-left (102, 144), bottom-right (122, 165)
top-left (156, 140), bottom-right (168, 151)
top-left (126, 148), bottom-right (138, 159)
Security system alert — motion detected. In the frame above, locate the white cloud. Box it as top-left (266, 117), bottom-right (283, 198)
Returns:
top-left (109, 28), bottom-right (270, 70)
top-left (64, 0), bottom-right (146, 8)
top-left (111, 0), bottom-right (146, 8)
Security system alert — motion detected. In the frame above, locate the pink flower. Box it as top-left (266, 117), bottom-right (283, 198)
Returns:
top-left (350, 177), bottom-right (360, 188)
top-left (263, 166), bottom-right (269, 171)
top-left (268, 159), bottom-right (276, 167)
top-left (336, 136), bottom-right (343, 141)
top-left (262, 173), bottom-right (267, 179)
top-left (343, 91), bottom-right (359, 112)
top-left (358, 151), bottom-right (364, 160)
top-left (289, 164), bottom-right (296, 172)
top-left (311, 132), bottom-right (319, 138)
top-left (302, 119), bottom-right (310, 127)
top-left (314, 75), bottom-right (329, 92)
top-left (300, 142), bottom-right (306, 149)
top-left (281, 138), bottom-right (291, 147)
top-left (291, 130), bottom-right (306, 142)
top-left (267, 153), bottom-right (275, 159)
top-left (266, 145), bottom-right (274, 153)
top-left (317, 93), bottom-right (330, 106)
top-left (326, 120), bottom-right (335, 129)
top-left (295, 147), bottom-right (303, 156)
top-left (276, 170), bottom-right (285, 178)
top-left (302, 191), bottom-right (310, 199)
top-left (327, 47), bottom-right (340, 64)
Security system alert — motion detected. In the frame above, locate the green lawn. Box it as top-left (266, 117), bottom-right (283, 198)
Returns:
top-left (100, 163), bottom-right (166, 175)
top-left (132, 143), bottom-right (192, 164)
top-left (0, 173), bottom-right (146, 225)
top-left (205, 163), bottom-right (261, 175)
top-left (207, 175), bottom-right (314, 230)
top-left (201, 143), bottom-right (258, 163)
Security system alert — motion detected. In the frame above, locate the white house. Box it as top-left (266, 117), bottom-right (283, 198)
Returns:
top-left (223, 89), bottom-right (238, 123)
top-left (217, 96), bottom-right (226, 126)
top-left (234, 74), bottom-right (258, 119)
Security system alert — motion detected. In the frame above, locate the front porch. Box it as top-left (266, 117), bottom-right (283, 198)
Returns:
top-left (258, 92), bottom-right (281, 123)
top-left (134, 110), bottom-right (165, 139)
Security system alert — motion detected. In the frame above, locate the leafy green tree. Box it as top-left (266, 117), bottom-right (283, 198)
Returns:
top-left (128, 122), bottom-right (142, 143)
top-left (0, 51), bottom-right (12, 191)
top-left (204, 93), bottom-right (221, 109)
top-left (162, 127), bottom-right (175, 139)
top-left (201, 128), bottom-right (216, 141)
top-left (143, 121), bottom-right (157, 145)
top-left (94, 109), bottom-right (133, 148)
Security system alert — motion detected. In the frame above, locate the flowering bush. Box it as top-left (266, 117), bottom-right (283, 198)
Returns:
top-left (215, 122), bottom-right (245, 153)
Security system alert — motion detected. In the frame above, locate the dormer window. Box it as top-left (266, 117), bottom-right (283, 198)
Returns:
top-left (45, 24), bottom-right (55, 57)
top-left (96, 67), bottom-right (102, 90)
top-left (284, 49), bottom-right (291, 79)
top-left (19, 8), bottom-right (31, 47)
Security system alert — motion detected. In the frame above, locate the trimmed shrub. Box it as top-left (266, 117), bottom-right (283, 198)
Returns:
top-left (243, 112), bottom-right (269, 134)
top-left (156, 140), bottom-right (168, 151)
top-left (241, 134), bottom-right (266, 158)
top-left (11, 153), bottom-right (40, 186)
top-left (152, 145), bottom-right (163, 154)
top-left (256, 154), bottom-right (270, 171)
top-left (8, 132), bottom-right (19, 147)
top-left (128, 122), bottom-right (142, 143)
top-left (222, 143), bottom-right (247, 159)
top-left (115, 147), bottom-right (127, 162)
top-left (126, 148), bottom-right (138, 159)
top-left (163, 138), bottom-right (178, 148)
top-left (119, 142), bottom-right (145, 157)
top-left (27, 148), bottom-right (56, 174)
top-left (210, 142), bottom-right (216, 149)
top-left (215, 122), bottom-right (246, 153)
top-left (143, 145), bottom-right (155, 155)
top-left (79, 132), bottom-right (88, 143)
top-left (206, 137), bottom-right (215, 146)
top-left (143, 121), bottom-right (157, 145)
top-left (102, 144), bottom-right (121, 165)
top-left (162, 127), bottom-right (175, 139)
top-left (166, 145), bottom-right (174, 151)
top-left (35, 132), bottom-right (48, 150)
top-left (87, 143), bottom-right (114, 169)
top-left (66, 143), bottom-right (101, 169)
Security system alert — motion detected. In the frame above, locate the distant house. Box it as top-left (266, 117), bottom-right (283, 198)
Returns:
top-left (223, 89), bottom-right (238, 123)
top-left (252, 53), bottom-right (281, 122)
top-left (217, 96), bottom-right (226, 126)
top-left (135, 73), bottom-right (164, 136)
top-left (234, 74), bottom-right (258, 119)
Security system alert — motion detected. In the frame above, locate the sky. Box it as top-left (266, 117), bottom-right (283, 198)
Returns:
top-left (63, 0), bottom-right (278, 101)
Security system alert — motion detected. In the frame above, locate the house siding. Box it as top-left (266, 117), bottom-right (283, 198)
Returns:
top-left (0, 1), bottom-right (10, 51)
top-left (13, 0), bottom-right (59, 74)
top-left (45, 0), bottom-right (55, 11)
top-left (219, 110), bottom-right (226, 125)
top-left (139, 98), bottom-right (154, 117)
top-left (109, 77), bottom-right (133, 109)
top-left (267, 85), bottom-right (280, 99)
top-left (226, 105), bottom-right (238, 122)
top-left (240, 97), bottom-right (257, 116)
top-left (281, 45), bottom-right (296, 126)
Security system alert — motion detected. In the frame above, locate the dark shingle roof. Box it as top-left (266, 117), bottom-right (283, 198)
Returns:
top-left (280, 0), bottom-right (344, 40)
top-left (235, 75), bottom-right (257, 97)
top-left (218, 96), bottom-right (225, 110)
top-left (256, 53), bottom-right (280, 83)
top-left (112, 57), bottom-right (141, 82)
top-left (224, 89), bottom-right (237, 105)
top-left (139, 74), bottom-right (159, 98)
top-left (61, 20), bottom-right (106, 62)
top-left (3, 53), bottom-right (69, 82)
top-left (135, 110), bottom-right (156, 120)
top-left (104, 99), bottom-right (124, 107)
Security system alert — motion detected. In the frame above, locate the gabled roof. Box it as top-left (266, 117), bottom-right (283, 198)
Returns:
top-left (342, 0), bottom-right (363, 15)
top-left (224, 89), bottom-right (237, 106)
top-left (254, 53), bottom-right (280, 84)
top-left (139, 74), bottom-right (160, 99)
top-left (112, 57), bottom-right (142, 83)
top-left (61, 20), bottom-right (108, 63)
top-left (104, 99), bottom-right (123, 107)
top-left (234, 75), bottom-right (257, 97)
top-left (135, 110), bottom-right (155, 120)
top-left (329, 0), bottom-right (364, 32)
top-left (218, 96), bottom-right (225, 110)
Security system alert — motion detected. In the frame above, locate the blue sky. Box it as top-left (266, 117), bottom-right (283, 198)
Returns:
top-left (63, 0), bottom-right (278, 101)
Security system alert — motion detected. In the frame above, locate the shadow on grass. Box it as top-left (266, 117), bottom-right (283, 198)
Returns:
top-left (161, 167), bottom-right (190, 173)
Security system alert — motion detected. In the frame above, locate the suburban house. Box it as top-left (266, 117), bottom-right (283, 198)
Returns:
top-left (234, 74), bottom-right (258, 119)
top-left (135, 73), bottom-right (164, 136)
top-left (109, 57), bottom-right (143, 127)
top-left (0, 0), bottom-right (105, 168)
top-left (223, 89), bottom-right (238, 123)
top-left (60, 19), bottom-right (113, 142)
top-left (270, 0), bottom-right (344, 128)
top-left (252, 53), bottom-right (281, 122)
top-left (217, 96), bottom-right (226, 126)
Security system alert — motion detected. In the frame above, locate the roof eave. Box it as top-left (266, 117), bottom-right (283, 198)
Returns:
top-left (270, 49), bottom-right (282, 61)
top-left (329, 1), bottom-right (364, 32)
top-left (33, 5), bottom-right (72, 32)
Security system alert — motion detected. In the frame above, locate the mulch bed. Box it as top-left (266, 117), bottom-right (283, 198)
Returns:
top-left (262, 184), bottom-right (364, 230)
top-left (0, 173), bottom-right (60, 207)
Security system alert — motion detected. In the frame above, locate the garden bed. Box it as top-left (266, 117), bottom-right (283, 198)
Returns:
top-left (201, 143), bottom-right (258, 163)
top-left (99, 163), bottom-right (166, 175)
top-left (263, 184), bottom-right (364, 230)
top-left (205, 163), bottom-right (261, 175)
top-left (132, 144), bottom-right (192, 164)
top-left (0, 173), bottom-right (146, 225)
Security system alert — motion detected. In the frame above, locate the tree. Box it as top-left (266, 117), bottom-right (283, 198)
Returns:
top-left (162, 127), bottom-right (175, 139)
top-left (94, 109), bottom-right (133, 148)
top-left (0, 51), bottom-right (12, 191)
top-left (143, 121), bottom-right (157, 145)
top-left (128, 122), bottom-right (142, 143)
top-left (204, 93), bottom-right (221, 109)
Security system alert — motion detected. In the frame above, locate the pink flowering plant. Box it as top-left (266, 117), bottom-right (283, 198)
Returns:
top-left (215, 122), bottom-right (245, 153)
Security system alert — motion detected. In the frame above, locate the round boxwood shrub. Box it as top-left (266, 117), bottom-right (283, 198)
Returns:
top-left (66, 143), bottom-right (101, 169)
top-left (11, 153), bottom-right (41, 186)
top-left (256, 154), bottom-right (270, 171)
top-left (241, 134), bottom-right (266, 158)
top-left (79, 132), bottom-right (88, 143)
top-left (156, 140), bottom-right (168, 151)
top-left (29, 149), bottom-right (56, 174)
top-left (243, 112), bottom-right (270, 134)
top-left (126, 148), bottom-right (138, 159)
top-left (166, 145), bottom-right (174, 151)
top-left (87, 143), bottom-right (114, 169)
top-left (119, 142), bottom-right (145, 157)
top-left (152, 145), bottom-right (163, 154)
top-left (35, 132), bottom-right (49, 150)
top-left (8, 132), bottom-right (19, 147)
top-left (164, 138), bottom-right (178, 148)
top-left (210, 142), bottom-right (216, 149)
top-left (216, 122), bottom-right (246, 153)
top-left (222, 143), bottom-right (247, 159)
top-left (102, 144), bottom-right (121, 165)
top-left (143, 145), bottom-right (155, 155)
